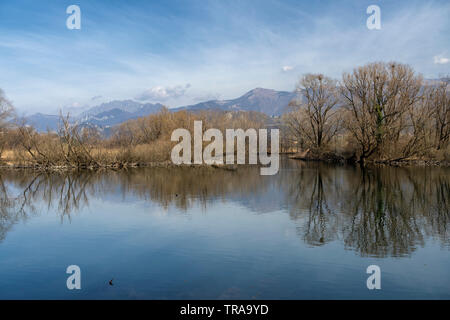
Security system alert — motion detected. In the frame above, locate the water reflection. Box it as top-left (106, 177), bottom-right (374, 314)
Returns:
top-left (0, 160), bottom-right (449, 258)
top-left (280, 163), bottom-right (450, 257)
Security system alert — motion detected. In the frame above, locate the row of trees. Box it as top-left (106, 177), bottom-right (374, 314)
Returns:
top-left (0, 100), bottom-right (269, 167)
top-left (109, 107), bottom-right (268, 148)
top-left (283, 62), bottom-right (449, 163)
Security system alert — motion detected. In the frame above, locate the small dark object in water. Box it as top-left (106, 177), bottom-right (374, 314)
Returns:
top-left (175, 194), bottom-right (178, 197)
top-left (109, 279), bottom-right (114, 286)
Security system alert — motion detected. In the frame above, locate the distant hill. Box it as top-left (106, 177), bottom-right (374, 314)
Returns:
top-left (174, 88), bottom-right (297, 116)
top-left (25, 113), bottom-right (61, 132)
top-left (78, 100), bottom-right (164, 118)
top-left (26, 101), bottom-right (165, 132)
top-left (24, 88), bottom-right (297, 132)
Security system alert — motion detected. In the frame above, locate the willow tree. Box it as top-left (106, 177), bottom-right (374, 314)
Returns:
top-left (340, 62), bottom-right (423, 162)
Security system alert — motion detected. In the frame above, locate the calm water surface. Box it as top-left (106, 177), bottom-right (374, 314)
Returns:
top-left (0, 158), bottom-right (449, 299)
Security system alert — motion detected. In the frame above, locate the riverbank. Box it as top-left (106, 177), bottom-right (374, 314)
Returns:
top-left (0, 159), bottom-right (243, 172)
top-left (289, 153), bottom-right (450, 167)
top-left (2, 157), bottom-right (448, 171)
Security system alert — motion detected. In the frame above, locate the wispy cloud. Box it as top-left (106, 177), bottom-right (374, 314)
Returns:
top-left (0, 0), bottom-right (448, 114)
top-left (434, 54), bottom-right (449, 64)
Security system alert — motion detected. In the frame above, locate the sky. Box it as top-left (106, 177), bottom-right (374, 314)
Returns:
top-left (0, 0), bottom-right (449, 115)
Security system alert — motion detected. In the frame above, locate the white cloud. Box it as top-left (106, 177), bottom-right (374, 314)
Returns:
top-left (135, 84), bottom-right (191, 102)
top-left (434, 55), bottom-right (449, 64)
top-left (282, 65), bottom-right (294, 72)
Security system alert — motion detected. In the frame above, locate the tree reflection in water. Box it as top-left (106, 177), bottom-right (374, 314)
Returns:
top-left (280, 162), bottom-right (450, 257)
top-left (0, 160), bottom-right (448, 258)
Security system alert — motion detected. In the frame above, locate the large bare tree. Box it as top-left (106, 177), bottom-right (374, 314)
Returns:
top-left (340, 62), bottom-right (423, 162)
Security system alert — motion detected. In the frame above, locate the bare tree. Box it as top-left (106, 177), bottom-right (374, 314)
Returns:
top-left (0, 89), bottom-right (15, 160)
top-left (340, 62), bottom-right (423, 163)
top-left (431, 81), bottom-right (450, 150)
top-left (285, 74), bottom-right (341, 151)
top-left (57, 113), bottom-right (100, 167)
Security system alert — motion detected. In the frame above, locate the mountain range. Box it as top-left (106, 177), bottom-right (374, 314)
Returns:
top-left (25, 88), bottom-right (298, 132)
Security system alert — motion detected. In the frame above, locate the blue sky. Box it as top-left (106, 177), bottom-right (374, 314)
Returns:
top-left (0, 0), bottom-right (449, 114)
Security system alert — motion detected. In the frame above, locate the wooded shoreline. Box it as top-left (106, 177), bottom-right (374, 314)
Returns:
top-left (1, 62), bottom-right (449, 169)
top-left (1, 153), bottom-right (448, 171)
top-left (289, 153), bottom-right (450, 167)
